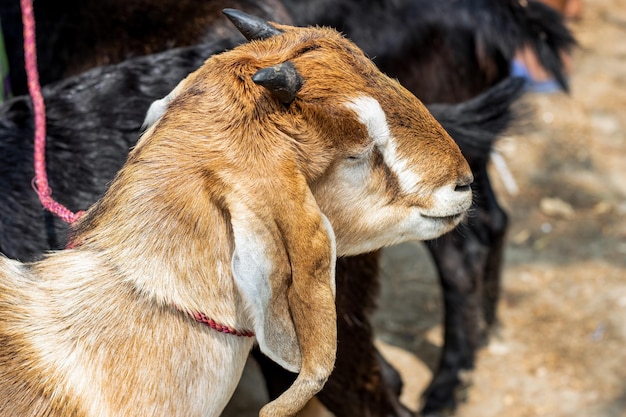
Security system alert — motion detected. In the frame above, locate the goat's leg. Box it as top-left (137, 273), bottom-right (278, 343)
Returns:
top-left (421, 226), bottom-right (488, 414)
top-left (376, 348), bottom-right (404, 397)
top-left (251, 348), bottom-right (297, 401)
top-left (255, 252), bottom-right (413, 417)
top-left (480, 169), bottom-right (508, 328)
top-left (316, 253), bottom-right (412, 417)
top-left (420, 165), bottom-right (505, 415)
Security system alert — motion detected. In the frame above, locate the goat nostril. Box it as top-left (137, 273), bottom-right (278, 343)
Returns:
top-left (454, 175), bottom-right (474, 192)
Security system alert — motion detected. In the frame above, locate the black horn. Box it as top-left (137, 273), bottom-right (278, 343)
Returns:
top-left (222, 8), bottom-right (283, 41)
top-left (252, 62), bottom-right (303, 105)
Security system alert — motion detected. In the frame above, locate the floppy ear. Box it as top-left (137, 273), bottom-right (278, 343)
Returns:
top-left (229, 168), bottom-right (338, 415)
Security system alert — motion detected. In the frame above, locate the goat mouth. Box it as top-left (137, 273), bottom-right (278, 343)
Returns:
top-left (422, 212), bottom-right (466, 222)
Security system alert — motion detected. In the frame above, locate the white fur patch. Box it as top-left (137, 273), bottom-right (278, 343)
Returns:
top-left (230, 222), bottom-right (273, 339)
top-left (345, 96), bottom-right (422, 194)
top-left (142, 96), bottom-right (169, 129)
top-left (141, 86), bottom-right (182, 129)
top-left (229, 212), bottom-right (301, 373)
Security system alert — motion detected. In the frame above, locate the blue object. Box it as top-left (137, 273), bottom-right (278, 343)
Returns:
top-left (511, 59), bottom-right (561, 93)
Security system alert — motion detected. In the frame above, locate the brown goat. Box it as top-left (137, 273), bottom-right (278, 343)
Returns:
top-left (0, 10), bottom-right (472, 417)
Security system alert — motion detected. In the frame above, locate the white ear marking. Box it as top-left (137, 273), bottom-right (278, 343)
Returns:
top-left (230, 230), bottom-right (272, 326)
top-left (230, 217), bottom-right (300, 373)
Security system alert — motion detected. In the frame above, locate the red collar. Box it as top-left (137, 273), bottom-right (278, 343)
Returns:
top-left (188, 311), bottom-right (255, 337)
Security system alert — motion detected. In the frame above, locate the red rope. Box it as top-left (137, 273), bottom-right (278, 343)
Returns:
top-left (172, 304), bottom-right (255, 337)
top-left (191, 311), bottom-right (255, 337)
top-left (20, 0), bottom-right (83, 224)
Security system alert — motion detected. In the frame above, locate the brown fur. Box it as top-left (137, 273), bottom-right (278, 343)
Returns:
top-left (0, 17), bottom-right (471, 417)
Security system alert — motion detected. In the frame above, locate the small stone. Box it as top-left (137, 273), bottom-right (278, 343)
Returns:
top-left (512, 229), bottom-right (531, 244)
top-left (540, 197), bottom-right (575, 219)
top-left (592, 201), bottom-right (613, 215)
top-left (488, 341), bottom-right (510, 355)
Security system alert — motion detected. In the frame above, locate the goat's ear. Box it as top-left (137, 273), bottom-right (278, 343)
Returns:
top-left (253, 62), bottom-right (303, 105)
top-left (229, 171), bottom-right (337, 375)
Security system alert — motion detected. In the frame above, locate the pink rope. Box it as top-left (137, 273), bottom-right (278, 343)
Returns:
top-left (21, 0), bottom-right (83, 224)
top-left (191, 311), bottom-right (255, 337)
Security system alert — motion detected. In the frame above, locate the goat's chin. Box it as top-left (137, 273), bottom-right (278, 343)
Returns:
top-left (335, 211), bottom-right (466, 257)
top-left (419, 211), bottom-right (467, 238)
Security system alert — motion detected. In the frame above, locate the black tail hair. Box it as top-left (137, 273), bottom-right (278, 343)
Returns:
top-left (428, 77), bottom-right (526, 165)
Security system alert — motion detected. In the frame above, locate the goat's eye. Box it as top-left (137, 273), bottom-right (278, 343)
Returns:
top-left (345, 144), bottom-right (374, 163)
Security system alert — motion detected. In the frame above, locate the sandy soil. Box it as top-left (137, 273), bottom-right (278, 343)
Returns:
top-left (223, 0), bottom-right (626, 415)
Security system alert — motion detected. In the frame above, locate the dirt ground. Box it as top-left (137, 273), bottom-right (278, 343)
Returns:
top-left (223, 0), bottom-right (626, 415)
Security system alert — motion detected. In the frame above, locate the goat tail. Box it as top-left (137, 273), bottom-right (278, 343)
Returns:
top-left (427, 76), bottom-right (526, 164)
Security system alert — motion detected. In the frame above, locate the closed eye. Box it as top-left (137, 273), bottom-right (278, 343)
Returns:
top-left (346, 147), bottom-right (374, 162)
